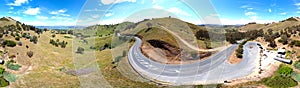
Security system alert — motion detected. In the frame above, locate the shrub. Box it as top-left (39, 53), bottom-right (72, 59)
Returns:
top-left (261, 75), bottom-right (297, 88)
top-left (30, 35), bottom-right (38, 44)
top-left (52, 34), bottom-right (55, 38)
top-left (76, 47), bottom-right (84, 54)
top-left (64, 36), bottom-right (71, 38)
top-left (0, 67), bottom-right (4, 74)
top-left (3, 40), bottom-right (16, 47)
top-left (5, 61), bottom-right (21, 71)
top-left (292, 73), bottom-right (300, 82)
top-left (295, 41), bottom-right (300, 47)
top-left (22, 33), bottom-right (26, 38)
top-left (294, 60), bottom-right (300, 70)
top-left (0, 77), bottom-right (9, 87)
top-left (15, 36), bottom-right (20, 41)
top-left (278, 39), bottom-right (283, 43)
top-left (18, 42), bottom-right (22, 46)
top-left (3, 72), bottom-right (17, 82)
top-left (277, 65), bottom-right (293, 77)
top-left (27, 51), bottom-right (33, 58)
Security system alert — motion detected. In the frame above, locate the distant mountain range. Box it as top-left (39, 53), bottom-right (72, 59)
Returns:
top-left (35, 26), bottom-right (85, 30)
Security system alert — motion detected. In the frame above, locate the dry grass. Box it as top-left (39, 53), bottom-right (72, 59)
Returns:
top-left (1, 30), bottom-right (157, 87)
top-left (8, 31), bottom-right (80, 87)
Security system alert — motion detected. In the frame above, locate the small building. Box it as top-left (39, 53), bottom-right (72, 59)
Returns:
top-left (277, 48), bottom-right (286, 58)
top-left (274, 57), bottom-right (292, 64)
top-left (0, 59), bottom-right (4, 65)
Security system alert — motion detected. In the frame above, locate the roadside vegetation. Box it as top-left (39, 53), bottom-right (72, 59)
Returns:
top-left (261, 65), bottom-right (297, 88)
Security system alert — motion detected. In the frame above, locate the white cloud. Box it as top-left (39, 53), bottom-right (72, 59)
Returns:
top-left (10, 16), bottom-right (21, 21)
top-left (280, 12), bottom-right (287, 15)
top-left (84, 8), bottom-right (108, 12)
top-left (9, 7), bottom-right (14, 10)
top-left (51, 16), bottom-right (72, 20)
top-left (50, 9), bottom-right (70, 16)
top-left (268, 9), bottom-right (272, 13)
top-left (202, 15), bottom-right (274, 25)
top-left (105, 13), bottom-right (114, 17)
top-left (168, 7), bottom-right (190, 16)
top-left (50, 9), bottom-right (67, 14)
top-left (50, 11), bottom-right (59, 15)
top-left (152, 0), bottom-right (158, 4)
top-left (36, 16), bottom-right (48, 20)
top-left (247, 8), bottom-right (253, 10)
top-left (7, 0), bottom-right (28, 6)
top-left (295, 3), bottom-right (300, 6)
top-left (24, 7), bottom-right (40, 15)
top-left (58, 9), bottom-right (67, 13)
top-left (153, 5), bottom-right (163, 9)
top-left (61, 14), bottom-right (70, 16)
top-left (240, 5), bottom-right (249, 8)
top-left (92, 15), bottom-right (100, 18)
top-left (245, 12), bottom-right (256, 16)
top-left (101, 0), bottom-right (136, 5)
top-left (297, 11), bottom-right (300, 14)
top-left (250, 16), bottom-right (258, 20)
top-left (220, 18), bottom-right (275, 25)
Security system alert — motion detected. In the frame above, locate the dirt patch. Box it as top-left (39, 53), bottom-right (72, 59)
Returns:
top-left (227, 50), bottom-right (242, 64)
top-left (141, 39), bottom-right (215, 64)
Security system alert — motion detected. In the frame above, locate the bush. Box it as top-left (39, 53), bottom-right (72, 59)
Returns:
top-left (261, 75), bottom-right (297, 88)
top-left (27, 51), bottom-right (33, 58)
top-left (0, 77), bottom-right (9, 87)
top-left (278, 39), bottom-right (283, 43)
top-left (18, 42), bottom-right (22, 46)
top-left (76, 47), bottom-right (84, 54)
top-left (5, 61), bottom-right (21, 71)
top-left (15, 36), bottom-right (20, 41)
top-left (277, 65), bottom-right (293, 77)
top-left (30, 35), bottom-right (38, 44)
top-left (0, 67), bottom-right (4, 74)
top-left (295, 41), bottom-right (300, 47)
top-left (3, 72), bottom-right (17, 82)
top-left (294, 60), bottom-right (300, 70)
top-left (3, 40), bottom-right (16, 47)
top-left (292, 73), bottom-right (300, 82)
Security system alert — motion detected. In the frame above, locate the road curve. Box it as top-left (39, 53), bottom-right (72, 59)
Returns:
top-left (128, 37), bottom-right (259, 85)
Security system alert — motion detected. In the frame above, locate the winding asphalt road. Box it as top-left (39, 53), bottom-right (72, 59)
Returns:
top-left (128, 37), bottom-right (259, 85)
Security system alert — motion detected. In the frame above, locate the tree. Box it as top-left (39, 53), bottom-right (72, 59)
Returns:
top-left (269, 40), bottom-right (277, 48)
top-left (281, 34), bottom-right (289, 45)
top-left (27, 51), bottom-right (33, 58)
top-left (122, 51), bottom-right (126, 57)
top-left (76, 47), bottom-right (84, 54)
top-left (15, 36), bottom-right (20, 41)
top-left (18, 42), bottom-right (22, 46)
top-left (267, 29), bottom-right (273, 35)
top-left (30, 35), bottom-right (38, 44)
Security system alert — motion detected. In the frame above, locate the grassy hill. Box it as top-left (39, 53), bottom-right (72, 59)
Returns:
top-left (0, 17), bottom-right (17, 27)
top-left (239, 17), bottom-right (300, 32)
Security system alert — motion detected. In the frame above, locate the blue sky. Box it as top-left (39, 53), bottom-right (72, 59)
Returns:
top-left (1, 0), bottom-right (300, 26)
